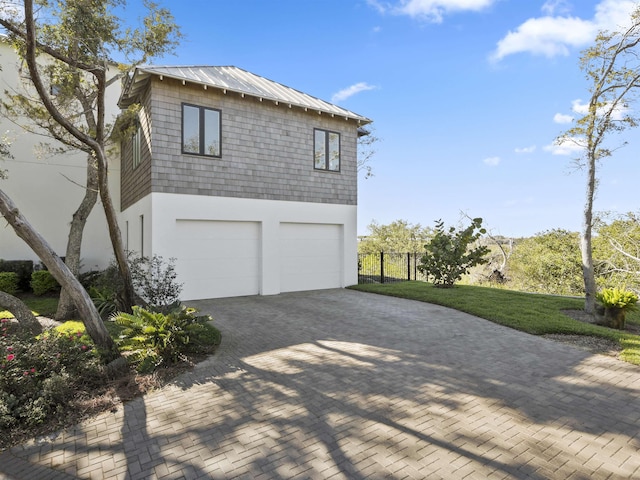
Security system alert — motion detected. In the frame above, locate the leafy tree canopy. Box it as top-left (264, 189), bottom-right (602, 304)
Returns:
top-left (508, 229), bottom-right (583, 296)
top-left (358, 219), bottom-right (431, 255)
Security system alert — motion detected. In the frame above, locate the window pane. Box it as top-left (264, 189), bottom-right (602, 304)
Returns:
top-left (132, 126), bottom-right (141, 168)
top-left (204, 109), bottom-right (220, 156)
top-left (328, 132), bottom-right (340, 171)
top-left (183, 105), bottom-right (200, 153)
top-left (314, 130), bottom-right (326, 169)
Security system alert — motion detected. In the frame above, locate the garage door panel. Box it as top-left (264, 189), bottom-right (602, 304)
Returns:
top-left (279, 223), bottom-right (342, 293)
top-left (176, 220), bottom-right (260, 299)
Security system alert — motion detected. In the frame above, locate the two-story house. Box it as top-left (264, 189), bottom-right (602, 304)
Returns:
top-left (118, 66), bottom-right (371, 300)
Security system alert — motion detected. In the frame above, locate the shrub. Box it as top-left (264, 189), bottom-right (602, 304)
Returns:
top-left (508, 230), bottom-right (583, 295)
top-left (0, 272), bottom-right (18, 295)
top-left (0, 260), bottom-right (33, 292)
top-left (30, 270), bottom-right (60, 296)
top-left (114, 305), bottom-right (219, 373)
top-left (130, 255), bottom-right (183, 313)
top-left (89, 286), bottom-right (120, 318)
top-left (418, 218), bottom-right (490, 288)
top-left (596, 288), bottom-right (639, 311)
top-left (0, 325), bottom-right (105, 432)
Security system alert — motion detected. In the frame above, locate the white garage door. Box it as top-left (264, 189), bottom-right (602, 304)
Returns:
top-left (279, 223), bottom-right (343, 293)
top-left (176, 220), bottom-right (260, 300)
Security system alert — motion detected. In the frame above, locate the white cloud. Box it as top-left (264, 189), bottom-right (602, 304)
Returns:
top-left (483, 156), bottom-right (501, 166)
top-left (515, 145), bottom-right (536, 154)
top-left (571, 98), bottom-right (629, 120)
top-left (491, 0), bottom-right (639, 61)
top-left (553, 113), bottom-right (574, 124)
top-left (541, 0), bottom-right (571, 16)
top-left (331, 82), bottom-right (377, 103)
top-left (544, 137), bottom-right (585, 155)
top-left (368, 0), bottom-right (496, 23)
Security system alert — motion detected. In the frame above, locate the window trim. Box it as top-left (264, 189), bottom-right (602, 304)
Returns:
top-left (313, 128), bottom-right (341, 172)
top-left (181, 103), bottom-right (222, 158)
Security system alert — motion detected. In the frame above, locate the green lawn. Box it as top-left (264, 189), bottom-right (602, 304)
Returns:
top-left (0, 294), bottom-right (59, 319)
top-left (349, 282), bottom-right (640, 365)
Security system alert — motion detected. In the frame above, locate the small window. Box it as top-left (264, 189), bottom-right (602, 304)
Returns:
top-left (132, 123), bottom-right (141, 169)
top-left (314, 129), bottom-right (340, 172)
top-left (182, 104), bottom-right (221, 157)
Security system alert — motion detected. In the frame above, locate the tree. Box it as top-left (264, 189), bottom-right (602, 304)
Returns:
top-left (418, 217), bottom-right (489, 288)
top-left (508, 229), bottom-right (583, 296)
top-left (557, 6), bottom-right (640, 314)
top-left (357, 125), bottom-right (379, 179)
top-left (0, 0), bottom-right (181, 350)
top-left (0, 0), bottom-right (182, 316)
top-left (593, 212), bottom-right (640, 292)
top-left (358, 219), bottom-right (431, 255)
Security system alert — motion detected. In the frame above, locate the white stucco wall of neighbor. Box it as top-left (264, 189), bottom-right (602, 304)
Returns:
top-left (0, 40), bottom-right (121, 270)
top-left (121, 192), bottom-right (357, 300)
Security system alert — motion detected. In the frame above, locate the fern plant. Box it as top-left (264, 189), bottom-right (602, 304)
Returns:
top-left (113, 305), bottom-right (218, 373)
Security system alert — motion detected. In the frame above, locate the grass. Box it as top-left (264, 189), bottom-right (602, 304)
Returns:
top-left (0, 293), bottom-right (59, 318)
top-left (349, 282), bottom-right (640, 365)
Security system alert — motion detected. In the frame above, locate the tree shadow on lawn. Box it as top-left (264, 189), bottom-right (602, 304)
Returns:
top-left (2, 289), bottom-right (640, 479)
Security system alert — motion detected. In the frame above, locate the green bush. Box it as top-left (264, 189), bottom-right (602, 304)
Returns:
top-left (0, 272), bottom-right (18, 295)
top-left (114, 305), bottom-right (219, 373)
top-left (0, 260), bottom-right (33, 292)
top-left (130, 255), bottom-right (183, 313)
top-left (596, 288), bottom-right (639, 311)
top-left (30, 270), bottom-right (60, 296)
top-left (418, 218), bottom-right (490, 287)
top-left (0, 324), bottom-right (105, 433)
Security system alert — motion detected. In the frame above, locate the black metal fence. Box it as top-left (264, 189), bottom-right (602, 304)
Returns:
top-left (358, 252), bottom-right (427, 284)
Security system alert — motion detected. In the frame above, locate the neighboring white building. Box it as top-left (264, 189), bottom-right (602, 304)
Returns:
top-left (1, 40), bottom-right (372, 300)
top-left (0, 38), bottom-right (121, 271)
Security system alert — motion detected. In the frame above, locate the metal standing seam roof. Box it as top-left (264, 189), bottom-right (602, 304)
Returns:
top-left (119, 65), bottom-right (372, 125)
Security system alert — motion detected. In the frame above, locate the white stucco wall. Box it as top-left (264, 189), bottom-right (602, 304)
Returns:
top-left (0, 40), bottom-right (121, 270)
top-left (121, 192), bottom-right (358, 300)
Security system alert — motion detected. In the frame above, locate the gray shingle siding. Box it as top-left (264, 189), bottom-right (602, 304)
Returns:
top-left (121, 87), bottom-right (152, 211)
top-left (123, 76), bottom-right (358, 206)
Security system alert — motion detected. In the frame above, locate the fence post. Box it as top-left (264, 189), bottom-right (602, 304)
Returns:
top-left (407, 253), bottom-right (411, 281)
top-left (380, 251), bottom-right (384, 284)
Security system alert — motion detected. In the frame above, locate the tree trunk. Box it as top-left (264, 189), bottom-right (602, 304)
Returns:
top-left (0, 188), bottom-right (119, 361)
top-left (0, 291), bottom-right (42, 336)
top-left (581, 149), bottom-right (597, 315)
top-left (56, 156), bottom-right (99, 320)
top-left (95, 149), bottom-right (135, 313)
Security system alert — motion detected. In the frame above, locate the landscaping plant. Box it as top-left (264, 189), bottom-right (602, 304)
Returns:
top-left (418, 217), bottom-right (490, 287)
top-left (0, 322), bottom-right (105, 434)
top-left (596, 288), bottom-right (638, 329)
top-left (114, 305), bottom-right (219, 373)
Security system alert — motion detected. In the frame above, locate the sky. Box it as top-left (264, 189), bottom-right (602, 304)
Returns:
top-left (101, 1), bottom-right (640, 237)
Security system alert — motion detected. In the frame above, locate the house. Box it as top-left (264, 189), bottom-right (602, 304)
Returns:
top-left (116, 65), bottom-right (371, 300)
top-left (0, 38), bottom-right (121, 272)
top-left (1, 37), bottom-right (372, 300)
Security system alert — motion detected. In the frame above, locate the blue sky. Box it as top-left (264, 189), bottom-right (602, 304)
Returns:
top-left (138, 0), bottom-right (639, 238)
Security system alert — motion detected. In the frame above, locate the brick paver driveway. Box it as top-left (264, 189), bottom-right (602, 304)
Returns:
top-left (1, 289), bottom-right (640, 479)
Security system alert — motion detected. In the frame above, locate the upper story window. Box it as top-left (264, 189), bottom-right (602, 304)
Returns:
top-left (132, 123), bottom-right (141, 169)
top-left (314, 129), bottom-right (340, 172)
top-left (182, 103), bottom-right (221, 157)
